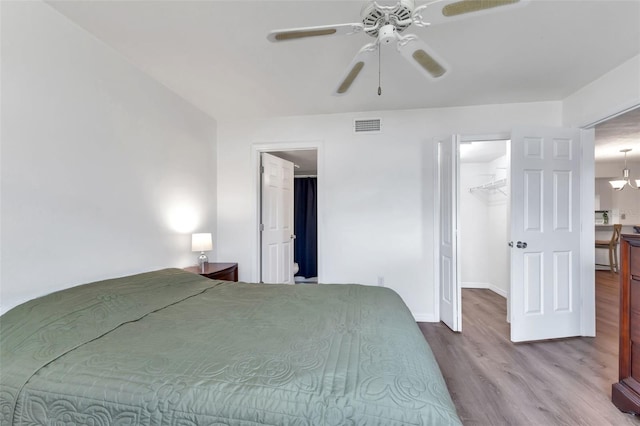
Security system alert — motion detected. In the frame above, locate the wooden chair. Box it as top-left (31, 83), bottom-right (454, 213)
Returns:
top-left (595, 224), bottom-right (622, 273)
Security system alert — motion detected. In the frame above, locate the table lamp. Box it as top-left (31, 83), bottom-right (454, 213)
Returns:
top-left (192, 233), bottom-right (212, 272)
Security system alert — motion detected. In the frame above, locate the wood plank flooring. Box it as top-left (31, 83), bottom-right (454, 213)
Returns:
top-left (419, 271), bottom-right (639, 425)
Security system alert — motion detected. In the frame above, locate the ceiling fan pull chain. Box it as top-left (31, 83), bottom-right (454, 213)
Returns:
top-left (378, 45), bottom-right (382, 96)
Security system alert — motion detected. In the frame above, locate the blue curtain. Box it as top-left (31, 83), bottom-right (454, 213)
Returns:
top-left (294, 177), bottom-right (317, 278)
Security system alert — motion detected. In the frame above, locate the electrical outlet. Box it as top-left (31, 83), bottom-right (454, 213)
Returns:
top-left (377, 276), bottom-right (385, 287)
top-left (621, 213), bottom-right (626, 220)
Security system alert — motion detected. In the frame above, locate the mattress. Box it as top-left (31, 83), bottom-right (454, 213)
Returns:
top-left (0, 268), bottom-right (461, 425)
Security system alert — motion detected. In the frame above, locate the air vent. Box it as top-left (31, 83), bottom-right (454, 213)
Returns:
top-left (354, 118), bottom-right (382, 134)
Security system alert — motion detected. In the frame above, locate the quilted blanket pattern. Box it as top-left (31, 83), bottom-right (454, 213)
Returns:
top-left (0, 268), bottom-right (461, 425)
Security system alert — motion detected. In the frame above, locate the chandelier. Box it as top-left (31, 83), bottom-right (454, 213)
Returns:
top-left (609, 149), bottom-right (640, 191)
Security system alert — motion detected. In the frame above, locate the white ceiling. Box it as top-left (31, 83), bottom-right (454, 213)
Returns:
top-left (47, 0), bottom-right (640, 123)
top-left (594, 107), bottom-right (640, 161)
top-left (45, 0), bottom-right (640, 163)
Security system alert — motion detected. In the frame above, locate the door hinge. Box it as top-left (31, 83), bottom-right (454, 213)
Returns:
top-left (261, 165), bottom-right (265, 173)
top-left (259, 223), bottom-right (264, 232)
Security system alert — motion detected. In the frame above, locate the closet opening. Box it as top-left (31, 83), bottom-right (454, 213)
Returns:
top-left (459, 139), bottom-right (510, 331)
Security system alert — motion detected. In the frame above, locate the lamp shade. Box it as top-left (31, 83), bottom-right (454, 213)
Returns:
top-left (192, 233), bottom-right (212, 252)
top-left (609, 179), bottom-right (627, 190)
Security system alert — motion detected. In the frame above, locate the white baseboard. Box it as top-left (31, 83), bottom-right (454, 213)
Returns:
top-left (461, 281), bottom-right (490, 289)
top-left (461, 281), bottom-right (507, 299)
top-left (413, 313), bottom-right (438, 322)
top-left (489, 284), bottom-right (507, 298)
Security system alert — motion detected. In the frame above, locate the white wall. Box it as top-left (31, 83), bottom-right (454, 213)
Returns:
top-left (596, 159), bottom-right (640, 178)
top-left (563, 54), bottom-right (640, 127)
top-left (460, 163), bottom-right (491, 286)
top-left (486, 155), bottom-right (509, 297)
top-left (217, 102), bottom-right (561, 320)
top-left (0, 1), bottom-right (217, 314)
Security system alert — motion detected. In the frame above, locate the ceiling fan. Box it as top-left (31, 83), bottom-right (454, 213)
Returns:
top-left (267, 0), bottom-right (529, 95)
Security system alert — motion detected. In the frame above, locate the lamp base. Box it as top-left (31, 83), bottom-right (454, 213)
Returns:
top-left (198, 252), bottom-right (208, 273)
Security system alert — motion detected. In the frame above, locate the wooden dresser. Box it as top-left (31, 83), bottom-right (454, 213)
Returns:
top-left (612, 233), bottom-right (640, 414)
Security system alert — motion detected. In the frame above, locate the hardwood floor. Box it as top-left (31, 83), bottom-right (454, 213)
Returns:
top-left (419, 271), bottom-right (639, 425)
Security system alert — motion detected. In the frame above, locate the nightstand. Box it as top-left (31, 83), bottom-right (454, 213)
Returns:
top-left (184, 262), bottom-right (238, 282)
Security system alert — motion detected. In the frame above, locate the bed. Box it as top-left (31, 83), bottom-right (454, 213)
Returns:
top-left (0, 268), bottom-right (461, 425)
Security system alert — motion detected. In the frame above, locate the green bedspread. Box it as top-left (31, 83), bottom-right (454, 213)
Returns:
top-left (0, 268), bottom-right (461, 425)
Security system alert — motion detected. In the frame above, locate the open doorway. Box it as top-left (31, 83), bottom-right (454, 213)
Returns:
top-left (267, 149), bottom-right (318, 284)
top-left (593, 107), bottom-right (640, 273)
top-left (458, 139), bottom-right (510, 331)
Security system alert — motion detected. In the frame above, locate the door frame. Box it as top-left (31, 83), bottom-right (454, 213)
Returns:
top-left (430, 132), bottom-right (511, 328)
top-left (577, 104), bottom-right (640, 336)
top-left (579, 128), bottom-right (595, 337)
top-left (251, 141), bottom-right (323, 284)
top-left (433, 133), bottom-right (508, 326)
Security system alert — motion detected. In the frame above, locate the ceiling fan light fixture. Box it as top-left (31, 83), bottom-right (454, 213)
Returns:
top-left (268, 0), bottom-right (529, 94)
top-left (608, 149), bottom-right (640, 191)
top-left (442, 0), bottom-right (520, 17)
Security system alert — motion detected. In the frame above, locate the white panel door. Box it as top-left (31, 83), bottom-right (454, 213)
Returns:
top-left (438, 136), bottom-right (461, 332)
top-left (510, 127), bottom-right (582, 342)
top-left (261, 152), bottom-right (294, 284)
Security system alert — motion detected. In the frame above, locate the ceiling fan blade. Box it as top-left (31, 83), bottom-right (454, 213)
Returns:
top-left (414, 0), bottom-right (529, 26)
top-left (334, 43), bottom-right (377, 95)
top-left (397, 35), bottom-right (448, 80)
top-left (267, 23), bottom-right (364, 42)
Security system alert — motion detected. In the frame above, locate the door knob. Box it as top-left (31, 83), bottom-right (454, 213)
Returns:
top-left (508, 241), bottom-right (514, 247)
top-left (291, 234), bottom-right (296, 240)
top-left (516, 241), bottom-right (528, 249)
